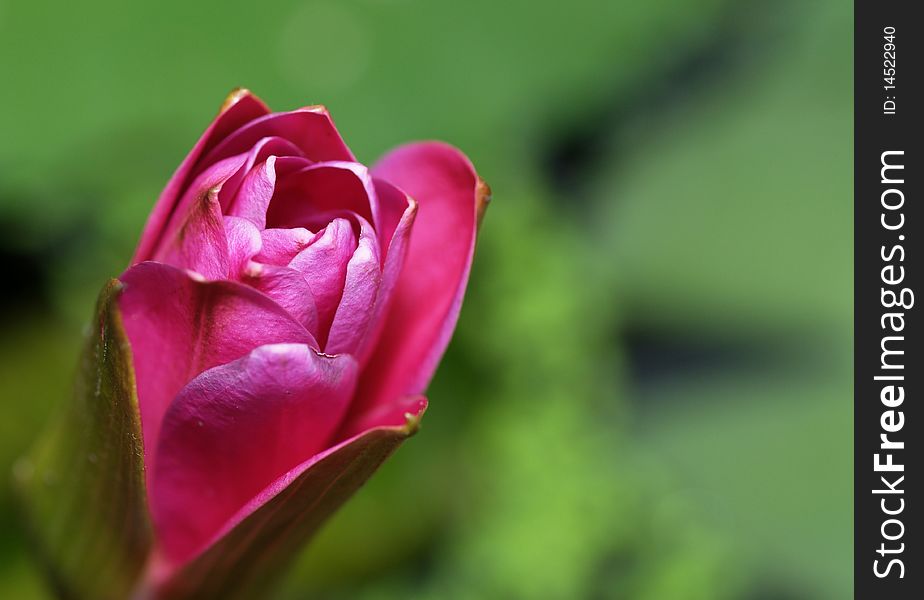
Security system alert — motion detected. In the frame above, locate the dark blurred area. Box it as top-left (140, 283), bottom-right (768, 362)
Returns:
top-left (0, 0), bottom-right (851, 598)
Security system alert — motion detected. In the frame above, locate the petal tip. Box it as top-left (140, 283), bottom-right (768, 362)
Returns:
top-left (184, 269), bottom-right (207, 282)
top-left (219, 88), bottom-right (252, 114)
top-left (400, 397), bottom-right (428, 436)
top-left (299, 104), bottom-right (331, 116)
top-left (402, 412), bottom-right (422, 435)
top-left (475, 177), bottom-right (491, 227)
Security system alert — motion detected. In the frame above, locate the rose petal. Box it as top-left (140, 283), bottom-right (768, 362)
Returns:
top-left (226, 156), bottom-right (277, 230)
top-left (152, 343), bottom-right (358, 566)
top-left (288, 218), bottom-right (357, 344)
top-left (265, 162), bottom-right (376, 231)
top-left (223, 216), bottom-right (262, 278)
top-left (133, 90), bottom-right (269, 262)
top-left (243, 263), bottom-right (319, 334)
top-left (118, 262), bottom-right (316, 480)
top-left (200, 107), bottom-right (354, 168)
top-left (346, 142), bottom-right (487, 433)
top-left (255, 228), bottom-right (316, 266)
top-left (325, 218), bottom-right (382, 358)
top-left (329, 193), bottom-right (416, 365)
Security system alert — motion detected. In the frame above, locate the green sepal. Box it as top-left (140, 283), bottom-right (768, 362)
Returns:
top-left (14, 280), bottom-right (152, 600)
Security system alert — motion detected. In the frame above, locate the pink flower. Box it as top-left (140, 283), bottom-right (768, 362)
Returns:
top-left (118, 89), bottom-right (488, 583)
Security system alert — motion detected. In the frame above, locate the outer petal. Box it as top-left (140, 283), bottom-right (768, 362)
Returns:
top-left (345, 142), bottom-right (488, 432)
top-left (199, 107), bottom-right (354, 168)
top-left (223, 216), bottom-right (263, 278)
top-left (133, 89), bottom-right (269, 262)
top-left (148, 397), bottom-right (427, 597)
top-left (373, 177), bottom-right (414, 253)
top-left (152, 152), bottom-right (251, 274)
top-left (151, 343), bottom-right (358, 566)
top-left (218, 138), bottom-right (302, 216)
top-left (118, 262), bottom-right (316, 479)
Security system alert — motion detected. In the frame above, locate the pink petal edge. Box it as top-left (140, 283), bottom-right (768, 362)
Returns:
top-left (346, 142), bottom-right (487, 433)
top-left (151, 343), bottom-right (359, 565)
top-left (133, 90), bottom-right (270, 263)
top-left (118, 261), bottom-right (317, 481)
top-left (147, 396), bottom-right (427, 584)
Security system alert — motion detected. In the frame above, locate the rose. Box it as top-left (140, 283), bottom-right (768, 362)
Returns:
top-left (15, 88), bottom-right (487, 598)
top-left (111, 89), bottom-right (488, 590)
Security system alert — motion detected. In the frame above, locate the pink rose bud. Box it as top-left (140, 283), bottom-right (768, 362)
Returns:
top-left (17, 89), bottom-right (488, 599)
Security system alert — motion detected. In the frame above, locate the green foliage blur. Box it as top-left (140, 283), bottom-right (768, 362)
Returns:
top-left (0, 0), bottom-right (851, 598)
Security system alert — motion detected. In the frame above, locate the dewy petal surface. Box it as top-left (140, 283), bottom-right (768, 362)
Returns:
top-left (152, 343), bottom-right (358, 566)
top-left (372, 177), bottom-right (415, 253)
top-left (118, 262), bottom-right (316, 480)
top-left (347, 142), bottom-right (486, 432)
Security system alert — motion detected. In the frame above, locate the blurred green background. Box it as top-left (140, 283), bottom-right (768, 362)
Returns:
top-left (0, 0), bottom-right (851, 598)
